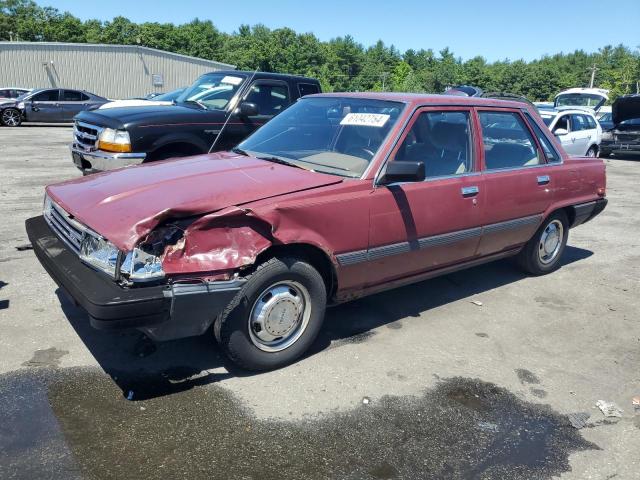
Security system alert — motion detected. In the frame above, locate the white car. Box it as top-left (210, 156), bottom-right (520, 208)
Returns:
top-left (554, 88), bottom-right (609, 113)
top-left (539, 108), bottom-right (602, 157)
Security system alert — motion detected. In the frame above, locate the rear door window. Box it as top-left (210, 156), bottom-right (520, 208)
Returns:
top-left (62, 90), bottom-right (89, 101)
top-left (570, 114), bottom-right (588, 131)
top-left (584, 115), bottom-right (597, 129)
top-left (394, 110), bottom-right (473, 177)
top-left (31, 90), bottom-right (59, 102)
top-left (479, 111), bottom-right (540, 170)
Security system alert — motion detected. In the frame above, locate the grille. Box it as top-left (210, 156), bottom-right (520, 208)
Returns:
top-left (615, 132), bottom-right (640, 143)
top-left (74, 121), bottom-right (101, 151)
top-left (44, 198), bottom-right (88, 254)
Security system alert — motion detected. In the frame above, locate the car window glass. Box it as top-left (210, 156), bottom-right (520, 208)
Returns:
top-left (299, 83), bottom-right (320, 97)
top-left (479, 111), bottom-right (540, 169)
top-left (571, 114), bottom-right (587, 131)
top-left (554, 115), bottom-right (569, 132)
top-left (246, 83), bottom-right (290, 116)
top-left (31, 90), bottom-right (59, 102)
top-left (62, 90), bottom-right (88, 101)
top-left (0, 90), bottom-right (8, 97)
top-left (524, 112), bottom-right (561, 163)
top-left (394, 111), bottom-right (472, 177)
top-left (584, 115), bottom-right (596, 129)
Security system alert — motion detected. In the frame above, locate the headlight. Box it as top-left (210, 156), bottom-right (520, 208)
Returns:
top-left (79, 234), bottom-right (120, 278)
top-left (601, 131), bottom-right (613, 140)
top-left (120, 248), bottom-right (164, 282)
top-left (17, 101), bottom-right (24, 109)
top-left (98, 128), bottom-right (131, 153)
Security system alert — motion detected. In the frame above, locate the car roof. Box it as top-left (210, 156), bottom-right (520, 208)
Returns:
top-left (203, 70), bottom-right (320, 84)
top-left (308, 92), bottom-right (531, 109)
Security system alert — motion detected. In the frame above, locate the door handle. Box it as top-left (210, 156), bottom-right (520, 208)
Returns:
top-left (461, 186), bottom-right (479, 197)
top-left (537, 175), bottom-right (550, 185)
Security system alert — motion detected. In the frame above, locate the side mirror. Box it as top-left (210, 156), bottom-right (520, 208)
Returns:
top-left (237, 101), bottom-right (259, 117)
top-left (553, 128), bottom-right (568, 136)
top-left (379, 161), bottom-right (425, 184)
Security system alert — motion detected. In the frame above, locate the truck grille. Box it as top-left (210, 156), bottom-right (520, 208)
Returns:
top-left (615, 132), bottom-right (640, 143)
top-left (44, 197), bottom-right (88, 254)
top-left (74, 121), bottom-right (101, 151)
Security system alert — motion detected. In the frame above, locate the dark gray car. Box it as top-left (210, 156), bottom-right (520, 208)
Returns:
top-left (0, 88), bottom-right (108, 127)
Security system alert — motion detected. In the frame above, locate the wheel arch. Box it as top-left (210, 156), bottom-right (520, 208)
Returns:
top-left (252, 243), bottom-right (338, 300)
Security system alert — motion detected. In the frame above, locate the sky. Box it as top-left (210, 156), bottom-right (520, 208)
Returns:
top-left (40, 0), bottom-right (640, 62)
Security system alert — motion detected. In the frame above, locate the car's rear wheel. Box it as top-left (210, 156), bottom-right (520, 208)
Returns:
top-left (214, 256), bottom-right (327, 371)
top-left (1, 108), bottom-right (22, 127)
top-left (586, 145), bottom-right (598, 157)
top-left (516, 211), bottom-right (569, 276)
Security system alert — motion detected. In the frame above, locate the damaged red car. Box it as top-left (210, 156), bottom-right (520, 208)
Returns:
top-left (26, 93), bottom-right (607, 370)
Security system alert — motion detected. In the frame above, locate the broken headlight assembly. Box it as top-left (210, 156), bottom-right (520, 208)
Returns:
top-left (119, 224), bottom-right (185, 283)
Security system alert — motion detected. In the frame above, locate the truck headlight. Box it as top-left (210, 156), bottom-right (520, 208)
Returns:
top-left (120, 248), bottom-right (164, 282)
top-left (601, 131), bottom-right (613, 141)
top-left (79, 234), bottom-right (120, 278)
top-left (98, 128), bottom-right (132, 153)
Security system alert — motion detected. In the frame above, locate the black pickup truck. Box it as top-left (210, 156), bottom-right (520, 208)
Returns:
top-left (71, 71), bottom-right (321, 173)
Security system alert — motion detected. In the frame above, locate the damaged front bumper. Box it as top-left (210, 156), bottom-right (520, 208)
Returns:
top-left (70, 144), bottom-right (146, 174)
top-left (26, 215), bottom-right (244, 341)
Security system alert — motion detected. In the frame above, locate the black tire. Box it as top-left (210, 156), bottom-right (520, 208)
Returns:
top-left (146, 150), bottom-right (192, 162)
top-left (1, 108), bottom-right (23, 127)
top-left (516, 211), bottom-right (569, 276)
top-left (215, 256), bottom-right (327, 371)
top-left (586, 145), bottom-right (598, 158)
top-left (599, 149), bottom-right (611, 158)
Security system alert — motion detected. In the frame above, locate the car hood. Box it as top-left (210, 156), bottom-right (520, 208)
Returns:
top-left (612, 95), bottom-right (640, 126)
top-left (46, 152), bottom-right (343, 250)
top-left (75, 103), bottom-right (223, 129)
top-left (99, 100), bottom-right (174, 110)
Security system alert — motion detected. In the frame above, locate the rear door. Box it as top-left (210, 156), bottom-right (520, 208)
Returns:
top-left (60, 90), bottom-right (90, 121)
top-left (27, 89), bottom-right (62, 122)
top-left (365, 107), bottom-right (485, 286)
top-left (476, 108), bottom-right (556, 256)
top-left (569, 114), bottom-right (591, 155)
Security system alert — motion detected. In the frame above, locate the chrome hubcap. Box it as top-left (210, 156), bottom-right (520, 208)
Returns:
top-left (3, 110), bottom-right (19, 126)
top-left (248, 281), bottom-right (311, 352)
top-left (538, 220), bottom-right (564, 264)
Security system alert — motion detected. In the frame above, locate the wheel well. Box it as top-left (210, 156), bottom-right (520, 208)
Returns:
top-left (147, 142), bottom-right (203, 161)
top-left (554, 206), bottom-right (574, 227)
top-left (254, 244), bottom-right (337, 298)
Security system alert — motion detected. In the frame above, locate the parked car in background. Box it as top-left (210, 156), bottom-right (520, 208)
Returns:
top-left (0, 87), bottom-right (31, 102)
top-left (71, 71), bottom-right (322, 174)
top-left (539, 108), bottom-right (602, 156)
top-left (28, 93), bottom-right (607, 370)
top-left (444, 85), bottom-right (484, 97)
top-left (98, 88), bottom-right (186, 110)
top-left (554, 88), bottom-right (609, 113)
top-left (0, 88), bottom-right (108, 127)
top-left (535, 101), bottom-right (554, 110)
top-left (597, 112), bottom-right (614, 131)
top-left (600, 94), bottom-right (640, 157)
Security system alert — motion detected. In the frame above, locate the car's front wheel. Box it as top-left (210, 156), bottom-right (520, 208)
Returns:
top-left (1, 108), bottom-right (22, 127)
top-left (215, 256), bottom-right (327, 371)
top-left (516, 211), bottom-right (569, 275)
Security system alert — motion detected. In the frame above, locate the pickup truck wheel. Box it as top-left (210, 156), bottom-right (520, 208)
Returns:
top-left (516, 211), bottom-right (568, 276)
top-left (1, 108), bottom-right (22, 127)
top-left (215, 257), bottom-right (327, 371)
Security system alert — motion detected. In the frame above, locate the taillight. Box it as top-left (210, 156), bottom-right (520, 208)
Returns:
top-left (597, 187), bottom-right (606, 197)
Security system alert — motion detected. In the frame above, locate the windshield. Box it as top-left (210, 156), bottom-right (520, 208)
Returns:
top-left (154, 88), bottom-right (185, 102)
top-left (237, 97), bottom-right (405, 178)
top-left (555, 93), bottom-right (605, 108)
top-left (176, 73), bottom-right (245, 110)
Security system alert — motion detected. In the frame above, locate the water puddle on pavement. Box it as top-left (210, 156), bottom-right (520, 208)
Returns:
top-left (0, 368), bottom-right (597, 479)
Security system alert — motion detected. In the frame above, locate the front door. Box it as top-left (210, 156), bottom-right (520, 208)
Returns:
top-left (27, 89), bottom-right (62, 122)
top-left (365, 108), bottom-right (485, 287)
top-left (475, 109), bottom-right (556, 256)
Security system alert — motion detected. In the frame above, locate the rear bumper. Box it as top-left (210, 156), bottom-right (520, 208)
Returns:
top-left (26, 215), bottom-right (244, 341)
top-left (569, 198), bottom-right (608, 228)
top-left (70, 144), bottom-right (146, 174)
